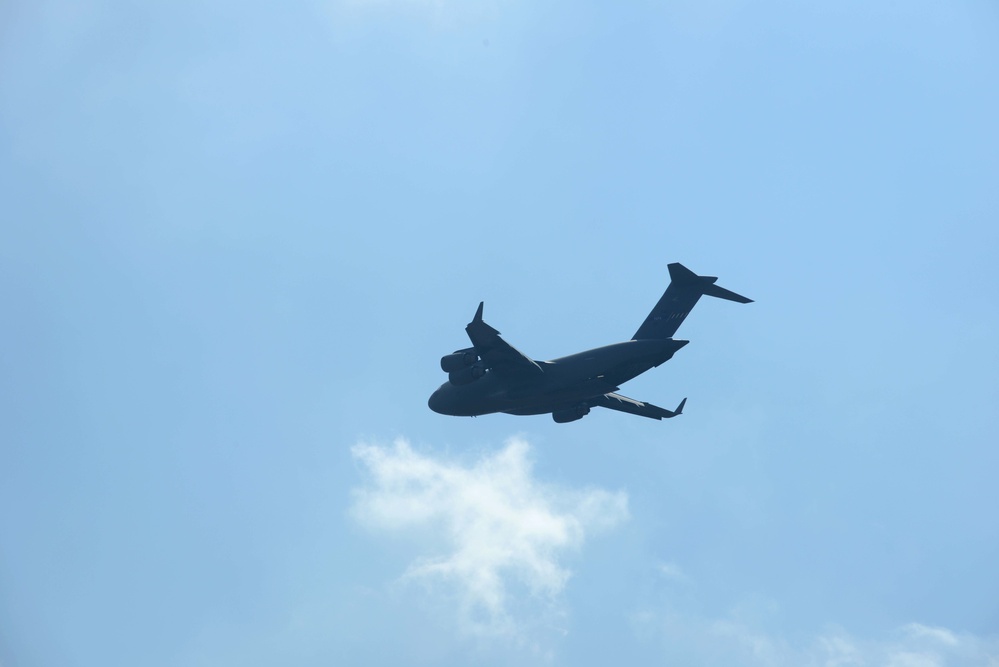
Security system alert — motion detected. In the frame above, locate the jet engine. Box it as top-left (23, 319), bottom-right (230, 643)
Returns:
top-left (448, 364), bottom-right (486, 386)
top-left (440, 349), bottom-right (478, 373)
top-left (551, 405), bottom-right (590, 423)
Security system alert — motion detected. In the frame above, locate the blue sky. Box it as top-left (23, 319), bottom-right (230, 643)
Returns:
top-left (2, 0), bottom-right (998, 665)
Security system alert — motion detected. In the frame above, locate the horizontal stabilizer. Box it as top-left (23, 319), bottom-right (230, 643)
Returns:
top-left (666, 262), bottom-right (753, 303)
top-left (702, 283), bottom-right (753, 304)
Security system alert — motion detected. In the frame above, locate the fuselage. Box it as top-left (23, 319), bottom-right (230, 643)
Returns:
top-left (428, 338), bottom-right (688, 417)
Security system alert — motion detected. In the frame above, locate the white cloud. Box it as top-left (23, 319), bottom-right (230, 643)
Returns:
top-left (635, 606), bottom-right (999, 667)
top-left (657, 561), bottom-right (691, 584)
top-left (903, 623), bottom-right (960, 647)
top-left (350, 436), bottom-right (628, 635)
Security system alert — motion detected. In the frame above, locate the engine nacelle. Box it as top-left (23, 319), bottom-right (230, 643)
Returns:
top-left (448, 364), bottom-right (486, 386)
top-left (440, 349), bottom-right (478, 373)
top-left (552, 405), bottom-right (590, 423)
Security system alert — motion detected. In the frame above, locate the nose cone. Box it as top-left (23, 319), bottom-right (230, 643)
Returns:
top-left (428, 386), bottom-right (448, 414)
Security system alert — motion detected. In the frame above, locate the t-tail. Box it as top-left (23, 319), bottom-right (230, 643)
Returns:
top-left (632, 262), bottom-right (752, 340)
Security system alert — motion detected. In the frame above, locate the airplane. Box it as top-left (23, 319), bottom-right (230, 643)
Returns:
top-left (428, 262), bottom-right (752, 423)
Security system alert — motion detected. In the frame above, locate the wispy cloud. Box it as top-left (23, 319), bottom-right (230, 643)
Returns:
top-left (902, 623), bottom-right (960, 648)
top-left (657, 561), bottom-right (691, 584)
top-left (350, 436), bottom-right (628, 635)
top-left (634, 606), bottom-right (999, 667)
top-left (815, 623), bottom-right (998, 667)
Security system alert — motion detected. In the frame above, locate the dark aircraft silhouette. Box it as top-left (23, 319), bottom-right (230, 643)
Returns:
top-left (428, 263), bottom-right (752, 423)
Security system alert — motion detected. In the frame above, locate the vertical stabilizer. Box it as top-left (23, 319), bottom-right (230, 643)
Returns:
top-left (632, 263), bottom-right (752, 340)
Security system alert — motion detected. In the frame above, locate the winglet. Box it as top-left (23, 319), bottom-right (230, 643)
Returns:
top-left (467, 301), bottom-right (501, 337)
top-left (658, 396), bottom-right (686, 418)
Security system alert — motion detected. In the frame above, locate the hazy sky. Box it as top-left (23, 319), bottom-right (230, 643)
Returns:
top-left (2, 0), bottom-right (998, 665)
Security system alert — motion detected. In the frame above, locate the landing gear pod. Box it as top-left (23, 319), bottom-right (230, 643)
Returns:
top-left (552, 405), bottom-right (590, 423)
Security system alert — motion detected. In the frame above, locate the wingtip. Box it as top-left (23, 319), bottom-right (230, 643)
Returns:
top-left (474, 301), bottom-right (484, 322)
top-left (676, 397), bottom-right (687, 414)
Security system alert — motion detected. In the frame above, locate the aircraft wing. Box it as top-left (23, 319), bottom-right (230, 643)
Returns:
top-left (465, 302), bottom-right (544, 381)
top-left (591, 393), bottom-right (686, 420)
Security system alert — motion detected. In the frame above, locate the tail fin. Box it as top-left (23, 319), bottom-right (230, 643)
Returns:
top-left (632, 263), bottom-right (752, 340)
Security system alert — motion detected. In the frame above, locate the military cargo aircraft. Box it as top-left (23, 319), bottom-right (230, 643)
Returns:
top-left (428, 262), bottom-right (751, 423)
